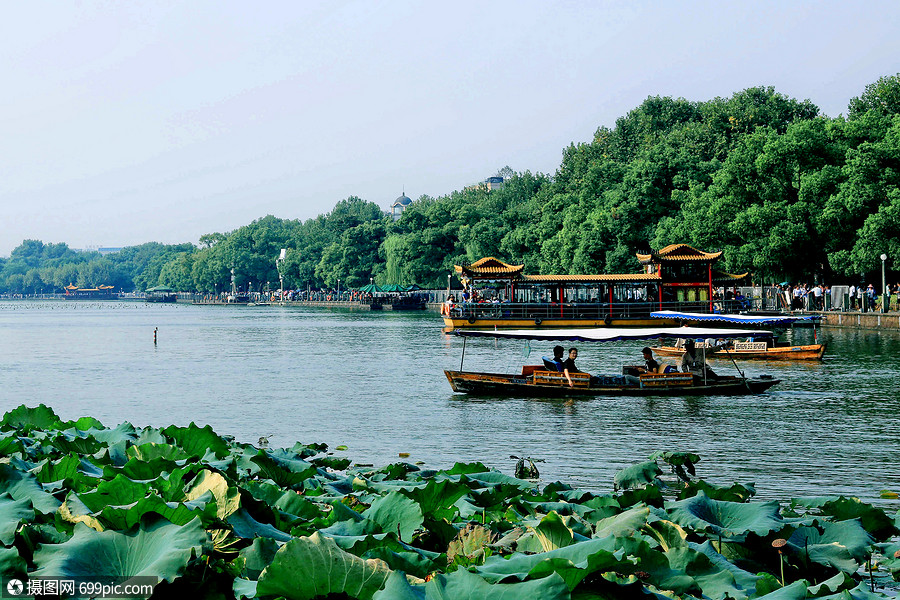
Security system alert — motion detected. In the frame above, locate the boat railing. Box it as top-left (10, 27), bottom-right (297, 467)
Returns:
top-left (448, 301), bottom-right (727, 321)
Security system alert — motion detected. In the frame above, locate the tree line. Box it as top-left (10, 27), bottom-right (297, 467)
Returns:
top-left (3, 74), bottom-right (899, 295)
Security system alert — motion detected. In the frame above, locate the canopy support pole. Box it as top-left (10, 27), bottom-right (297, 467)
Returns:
top-left (460, 336), bottom-right (467, 371)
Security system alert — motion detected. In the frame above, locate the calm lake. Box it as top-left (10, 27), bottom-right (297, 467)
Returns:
top-left (1, 301), bottom-right (898, 506)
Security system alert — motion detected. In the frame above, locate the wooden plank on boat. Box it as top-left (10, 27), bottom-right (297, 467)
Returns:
top-left (639, 373), bottom-right (693, 387)
top-left (532, 370), bottom-right (591, 387)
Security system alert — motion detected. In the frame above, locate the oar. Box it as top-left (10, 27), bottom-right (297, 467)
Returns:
top-left (721, 343), bottom-right (751, 391)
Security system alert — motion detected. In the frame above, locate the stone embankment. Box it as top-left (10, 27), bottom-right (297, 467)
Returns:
top-left (820, 311), bottom-right (900, 331)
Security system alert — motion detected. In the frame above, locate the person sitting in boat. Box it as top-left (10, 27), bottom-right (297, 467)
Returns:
top-left (562, 347), bottom-right (579, 387)
top-left (681, 339), bottom-right (719, 381)
top-left (640, 347), bottom-right (660, 373)
top-left (542, 345), bottom-right (566, 373)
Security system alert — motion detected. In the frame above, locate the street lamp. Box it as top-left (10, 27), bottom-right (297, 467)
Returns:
top-left (881, 253), bottom-right (888, 313)
top-left (447, 274), bottom-right (451, 297)
top-left (337, 278), bottom-right (341, 301)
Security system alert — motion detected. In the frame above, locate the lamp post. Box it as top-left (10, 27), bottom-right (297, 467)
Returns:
top-left (881, 253), bottom-right (888, 313)
top-left (447, 274), bottom-right (451, 299)
top-left (337, 278), bottom-right (341, 301)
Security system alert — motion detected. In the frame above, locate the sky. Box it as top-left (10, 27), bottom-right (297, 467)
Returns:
top-left (1, 1), bottom-right (899, 257)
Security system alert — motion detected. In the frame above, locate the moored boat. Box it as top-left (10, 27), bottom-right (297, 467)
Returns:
top-left (648, 311), bottom-right (825, 360)
top-left (445, 326), bottom-right (781, 397)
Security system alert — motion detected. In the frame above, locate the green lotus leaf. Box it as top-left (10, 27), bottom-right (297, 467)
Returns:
top-left (399, 477), bottom-right (469, 522)
top-left (251, 450), bottom-right (317, 489)
top-left (33, 516), bottom-right (208, 583)
top-left (0, 493), bottom-right (35, 545)
top-left (362, 490), bottom-right (425, 543)
top-left (99, 491), bottom-right (216, 530)
top-left (476, 536), bottom-right (621, 586)
top-left (0, 433), bottom-right (25, 456)
top-left (665, 491), bottom-right (785, 539)
top-left (664, 545), bottom-right (754, 600)
top-left (72, 416), bottom-right (106, 431)
top-left (0, 545), bottom-right (26, 579)
top-left (690, 541), bottom-right (760, 592)
top-left (754, 579), bottom-right (808, 599)
top-left (152, 464), bottom-right (203, 502)
top-left (31, 454), bottom-right (80, 484)
top-left (643, 519), bottom-right (689, 552)
top-left (594, 505), bottom-right (651, 539)
top-left (680, 480), bottom-right (757, 503)
top-left (126, 442), bottom-right (191, 462)
top-left (78, 474), bottom-right (150, 512)
top-left (0, 463), bottom-right (61, 514)
top-left (233, 577), bottom-right (258, 600)
top-left (614, 460), bottom-right (663, 490)
top-left (371, 571), bottom-right (425, 600)
top-left (462, 470), bottom-right (537, 491)
top-left (227, 507), bottom-right (293, 542)
top-left (241, 480), bottom-right (323, 521)
top-left (256, 531), bottom-right (392, 600)
top-left (649, 451), bottom-right (700, 482)
top-left (0, 404), bottom-right (69, 432)
top-left (807, 571), bottom-right (858, 596)
top-left (523, 511), bottom-right (573, 552)
top-left (818, 497), bottom-right (897, 540)
top-left (162, 423), bottom-right (230, 460)
top-left (236, 537), bottom-right (281, 580)
top-left (444, 462), bottom-right (490, 476)
top-left (786, 520), bottom-right (873, 573)
top-left (424, 569), bottom-right (569, 600)
top-left (86, 422), bottom-right (139, 446)
top-left (812, 580), bottom-right (888, 599)
top-left (134, 426), bottom-right (167, 446)
top-left (617, 485), bottom-right (665, 509)
top-left (50, 429), bottom-right (105, 455)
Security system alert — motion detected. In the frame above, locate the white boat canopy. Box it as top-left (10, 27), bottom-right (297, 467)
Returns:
top-left (453, 326), bottom-right (774, 342)
top-left (650, 311), bottom-right (819, 326)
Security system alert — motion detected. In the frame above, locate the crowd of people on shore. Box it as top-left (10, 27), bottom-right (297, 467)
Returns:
top-left (774, 282), bottom-right (900, 312)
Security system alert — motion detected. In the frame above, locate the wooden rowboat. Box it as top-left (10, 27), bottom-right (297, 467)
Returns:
top-left (446, 326), bottom-right (781, 397)
top-left (652, 342), bottom-right (825, 360)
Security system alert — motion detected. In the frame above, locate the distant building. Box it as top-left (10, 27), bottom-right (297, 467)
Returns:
top-left (98, 247), bottom-right (122, 256)
top-left (466, 176), bottom-right (505, 192)
top-left (391, 192), bottom-right (412, 220)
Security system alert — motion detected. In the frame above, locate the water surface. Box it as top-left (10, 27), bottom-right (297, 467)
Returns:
top-left (1, 301), bottom-right (897, 506)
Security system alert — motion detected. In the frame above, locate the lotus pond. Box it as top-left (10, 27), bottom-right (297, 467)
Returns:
top-left (1, 404), bottom-right (900, 599)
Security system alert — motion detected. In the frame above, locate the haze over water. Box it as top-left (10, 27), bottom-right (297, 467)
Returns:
top-left (2, 301), bottom-right (898, 506)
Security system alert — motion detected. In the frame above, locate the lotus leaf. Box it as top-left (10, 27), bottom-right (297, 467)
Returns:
top-left (476, 536), bottom-right (623, 588)
top-left (665, 491), bottom-right (785, 539)
top-left (33, 516), bottom-right (207, 583)
top-left (99, 491), bottom-right (216, 530)
top-left (78, 473), bottom-right (150, 511)
top-left (399, 477), bottom-right (469, 521)
top-left (614, 460), bottom-right (662, 490)
top-left (807, 571), bottom-right (858, 596)
top-left (428, 569), bottom-right (570, 600)
top-left (0, 493), bottom-right (34, 545)
top-left (593, 505), bottom-right (651, 539)
top-left (813, 580), bottom-right (889, 599)
top-left (185, 470), bottom-right (242, 519)
top-left (754, 579), bottom-right (808, 599)
top-left (0, 545), bottom-right (26, 578)
top-left (681, 480), bottom-right (757, 503)
top-left (228, 507), bottom-right (293, 542)
top-left (241, 480), bottom-right (324, 522)
top-left (786, 520), bottom-right (873, 573)
top-left (819, 497), bottom-right (896, 540)
top-left (51, 429), bottom-right (105, 455)
top-left (126, 442), bottom-right (191, 462)
top-left (118, 456), bottom-right (180, 480)
top-left (88, 421), bottom-right (139, 446)
top-left (0, 404), bottom-right (69, 432)
top-left (363, 490), bottom-right (425, 543)
top-left (162, 423), bottom-right (230, 460)
top-left (446, 462), bottom-right (490, 475)
top-left (251, 450), bottom-right (317, 489)
top-left (0, 463), bottom-right (61, 514)
top-left (256, 531), bottom-right (392, 600)
top-left (59, 492), bottom-right (104, 531)
top-left (236, 537), bottom-right (281, 580)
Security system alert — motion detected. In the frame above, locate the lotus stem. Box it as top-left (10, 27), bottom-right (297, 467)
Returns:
top-left (772, 539), bottom-right (787, 587)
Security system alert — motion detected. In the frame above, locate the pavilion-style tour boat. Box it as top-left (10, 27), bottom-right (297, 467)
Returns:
top-left (442, 244), bottom-right (749, 329)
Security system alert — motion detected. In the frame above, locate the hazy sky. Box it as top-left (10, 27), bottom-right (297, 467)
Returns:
top-left (2, 1), bottom-right (899, 257)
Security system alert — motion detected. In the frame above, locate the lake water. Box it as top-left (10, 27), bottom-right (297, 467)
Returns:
top-left (1, 301), bottom-right (898, 506)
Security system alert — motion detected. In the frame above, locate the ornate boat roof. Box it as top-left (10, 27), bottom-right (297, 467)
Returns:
top-left (636, 244), bottom-right (722, 265)
top-left (455, 257), bottom-right (524, 278)
top-left (524, 273), bottom-right (661, 283)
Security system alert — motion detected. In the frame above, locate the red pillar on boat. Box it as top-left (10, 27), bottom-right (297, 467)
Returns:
top-left (708, 264), bottom-right (713, 312)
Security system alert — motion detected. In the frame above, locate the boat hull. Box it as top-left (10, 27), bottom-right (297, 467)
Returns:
top-left (442, 317), bottom-right (678, 329)
top-left (652, 344), bottom-right (825, 360)
top-left (444, 370), bottom-right (780, 397)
